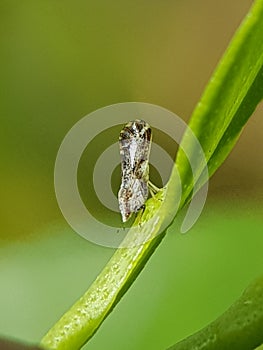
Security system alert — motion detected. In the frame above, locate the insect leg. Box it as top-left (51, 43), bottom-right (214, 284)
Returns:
top-left (148, 180), bottom-right (160, 195)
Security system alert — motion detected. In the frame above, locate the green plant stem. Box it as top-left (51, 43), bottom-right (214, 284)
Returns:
top-left (167, 276), bottom-right (263, 350)
top-left (176, 0), bottom-right (263, 197)
top-left (41, 192), bottom-right (168, 350)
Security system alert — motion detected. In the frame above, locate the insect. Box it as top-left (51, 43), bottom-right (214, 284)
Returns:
top-left (118, 119), bottom-right (158, 222)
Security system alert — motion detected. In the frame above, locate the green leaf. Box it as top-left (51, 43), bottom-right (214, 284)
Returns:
top-left (40, 1), bottom-right (263, 349)
top-left (167, 275), bottom-right (263, 350)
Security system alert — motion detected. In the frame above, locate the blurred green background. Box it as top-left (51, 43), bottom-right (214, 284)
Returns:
top-left (0, 1), bottom-right (262, 349)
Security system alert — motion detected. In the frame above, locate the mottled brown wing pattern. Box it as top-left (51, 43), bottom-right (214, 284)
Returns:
top-left (118, 119), bottom-right (152, 222)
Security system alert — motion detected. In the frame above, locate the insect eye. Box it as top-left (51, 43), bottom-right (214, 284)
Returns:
top-left (120, 130), bottom-right (130, 139)
top-left (135, 122), bottom-right (143, 132)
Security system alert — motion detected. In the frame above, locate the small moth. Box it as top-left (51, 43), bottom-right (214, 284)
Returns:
top-left (118, 119), bottom-right (155, 222)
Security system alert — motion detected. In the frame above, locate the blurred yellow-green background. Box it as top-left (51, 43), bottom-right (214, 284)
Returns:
top-left (0, 1), bottom-right (262, 349)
